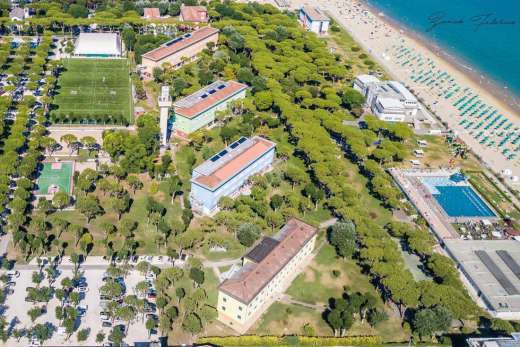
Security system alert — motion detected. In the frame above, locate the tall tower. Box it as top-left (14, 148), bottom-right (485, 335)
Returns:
top-left (158, 85), bottom-right (172, 146)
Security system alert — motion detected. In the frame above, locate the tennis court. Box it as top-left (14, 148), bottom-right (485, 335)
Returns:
top-left (36, 162), bottom-right (74, 195)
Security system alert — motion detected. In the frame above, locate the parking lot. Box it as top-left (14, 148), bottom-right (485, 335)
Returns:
top-left (0, 256), bottom-right (181, 346)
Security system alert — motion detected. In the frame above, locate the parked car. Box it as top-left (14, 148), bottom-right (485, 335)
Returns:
top-left (102, 320), bottom-right (112, 328)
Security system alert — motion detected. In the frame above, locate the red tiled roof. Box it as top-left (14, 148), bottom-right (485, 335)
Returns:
top-left (181, 5), bottom-right (208, 22)
top-left (143, 8), bottom-right (160, 19)
top-left (194, 137), bottom-right (274, 189)
top-left (219, 219), bottom-right (317, 304)
top-left (174, 80), bottom-right (247, 118)
top-left (142, 26), bottom-right (218, 62)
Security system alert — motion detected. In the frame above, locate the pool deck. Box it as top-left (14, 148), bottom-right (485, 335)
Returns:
top-left (390, 168), bottom-right (459, 240)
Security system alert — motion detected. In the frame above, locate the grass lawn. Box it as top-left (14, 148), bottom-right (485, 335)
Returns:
top-left (51, 58), bottom-right (132, 124)
top-left (466, 171), bottom-right (520, 226)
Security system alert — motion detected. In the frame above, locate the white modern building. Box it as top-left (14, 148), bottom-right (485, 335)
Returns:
top-left (73, 33), bottom-right (123, 58)
top-left (354, 75), bottom-right (420, 122)
top-left (218, 218), bottom-right (318, 333)
top-left (299, 6), bottom-right (330, 35)
top-left (158, 85), bottom-right (172, 146)
top-left (190, 136), bottom-right (276, 215)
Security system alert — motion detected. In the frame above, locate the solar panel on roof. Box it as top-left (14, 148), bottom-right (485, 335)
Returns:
top-left (210, 155), bottom-right (219, 162)
top-left (201, 94), bottom-right (208, 99)
top-left (218, 84), bottom-right (226, 90)
top-left (497, 250), bottom-right (520, 280)
top-left (219, 150), bottom-right (228, 156)
top-left (475, 250), bottom-right (520, 295)
top-left (238, 137), bottom-right (246, 143)
top-left (230, 142), bottom-right (239, 149)
top-left (208, 89), bottom-right (216, 94)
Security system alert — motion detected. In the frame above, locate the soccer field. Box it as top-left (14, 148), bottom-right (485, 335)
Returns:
top-left (51, 59), bottom-right (133, 125)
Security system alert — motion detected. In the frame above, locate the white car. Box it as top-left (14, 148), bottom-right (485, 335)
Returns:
top-left (76, 287), bottom-right (88, 293)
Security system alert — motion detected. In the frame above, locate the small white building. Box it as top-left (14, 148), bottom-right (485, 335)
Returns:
top-left (73, 33), bottom-right (122, 58)
top-left (354, 75), bottom-right (420, 122)
top-left (299, 6), bottom-right (330, 35)
top-left (9, 7), bottom-right (29, 21)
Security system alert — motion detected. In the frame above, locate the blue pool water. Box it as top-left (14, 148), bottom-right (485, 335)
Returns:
top-left (421, 176), bottom-right (496, 217)
top-left (433, 185), bottom-right (495, 218)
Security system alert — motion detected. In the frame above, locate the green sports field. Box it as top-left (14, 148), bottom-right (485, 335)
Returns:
top-left (36, 162), bottom-right (74, 195)
top-left (51, 59), bottom-right (133, 125)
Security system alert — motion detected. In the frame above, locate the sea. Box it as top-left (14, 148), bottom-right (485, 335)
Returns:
top-left (366, 0), bottom-right (520, 104)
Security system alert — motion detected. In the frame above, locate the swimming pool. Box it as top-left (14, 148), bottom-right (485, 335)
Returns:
top-left (421, 176), bottom-right (496, 218)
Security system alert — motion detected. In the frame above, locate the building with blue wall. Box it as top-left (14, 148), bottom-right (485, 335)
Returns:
top-left (190, 136), bottom-right (276, 215)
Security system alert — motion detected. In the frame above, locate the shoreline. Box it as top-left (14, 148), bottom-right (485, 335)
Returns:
top-left (362, 0), bottom-right (520, 115)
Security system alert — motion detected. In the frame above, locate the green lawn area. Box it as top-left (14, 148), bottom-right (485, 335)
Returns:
top-left (466, 171), bottom-right (520, 226)
top-left (43, 176), bottom-right (184, 257)
top-left (51, 58), bottom-right (132, 124)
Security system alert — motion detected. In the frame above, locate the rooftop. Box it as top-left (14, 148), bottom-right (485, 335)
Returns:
top-left (444, 239), bottom-right (520, 313)
top-left (143, 8), bottom-right (161, 19)
top-left (245, 237), bottom-right (280, 264)
top-left (74, 33), bottom-right (121, 56)
top-left (192, 136), bottom-right (276, 191)
top-left (356, 74), bottom-right (380, 85)
top-left (300, 6), bottom-right (329, 22)
top-left (219, 218), bottom-right (317, 304)
top-left (180, 5), bottom-right (208, 22)
top-left (142, 26), bottom-right (218, 62)
top-left (10, 7), bottom-right (25, 19)
top-left (377, 97), bottom-right (404, 109)
top-left (174, 80), bottom-right (248, 118)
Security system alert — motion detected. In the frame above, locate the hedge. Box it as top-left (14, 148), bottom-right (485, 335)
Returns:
top-left (196, 335), bottom-right (382, 346)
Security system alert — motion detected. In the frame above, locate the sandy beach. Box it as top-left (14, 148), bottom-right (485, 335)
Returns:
top-left (279, 0), bottom-right (520, 186)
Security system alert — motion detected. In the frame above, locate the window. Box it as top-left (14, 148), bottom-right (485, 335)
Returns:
top-left (237, 315), bottom-right (242, 320)
top-left (221, 306), bottom-right (226, 311)
top-left (223, 297), bottom-right (227, 302)
top-left (238, 306), bottom-right (242, 311)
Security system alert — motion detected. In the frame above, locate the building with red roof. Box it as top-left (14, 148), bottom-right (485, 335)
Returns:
top-left (143, 7), bottom-right (161, 19)
top-left (141, 26), bottom-right (218, 76)
top-left (179, 5), bottom-right (208, 23)
top-left (217, 218), bottom-right (318, 332)
top-left (190, 136), bottom-right (276, 215)
top-left (172, 80), bottom-right (247, 137)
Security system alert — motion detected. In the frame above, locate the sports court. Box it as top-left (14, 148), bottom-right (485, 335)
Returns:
top-left (51, 58), bottom-right (132, 124)
top-left (36, 162), bottom-right (74, 196)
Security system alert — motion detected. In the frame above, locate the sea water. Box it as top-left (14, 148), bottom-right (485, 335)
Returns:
top-left (366, 0), bottom-right (520, 100)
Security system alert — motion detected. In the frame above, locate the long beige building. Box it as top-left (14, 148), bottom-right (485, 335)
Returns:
top-left (217, 218), bottom-right (318, 333)
top-left (141, 26), bottom-right (218, 76)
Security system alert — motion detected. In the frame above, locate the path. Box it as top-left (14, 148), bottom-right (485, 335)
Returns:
top-left (0, 233), bottom-right (12, 256)
top-left (202, 258), bottom-right (241, 268)
top-left (276, 293), bottom-right (327, 310)
top-left (319, 217), bottom-right (337, 229)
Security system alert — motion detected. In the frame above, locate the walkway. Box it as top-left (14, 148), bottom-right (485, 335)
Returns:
top-left (276, 293), bottom-right (327, 311)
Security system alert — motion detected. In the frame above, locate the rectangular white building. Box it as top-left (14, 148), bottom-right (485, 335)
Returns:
top-left (354, 75), bottom-right (420, 122)
top-left (299, 6), bottom-right (330, 35)
top-left (190, 136), bottom-right (276, 215)
top-left (73, 33), bottom-right (122, 58)
top-left (218, 218), bottom-right (318, 333)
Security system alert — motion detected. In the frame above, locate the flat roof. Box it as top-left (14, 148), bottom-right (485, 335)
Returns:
top-left (174, 80), bottom-right (247, 118)
top-left (356, 74), bottom-right (380, 84)
top-left (192, 136), bottom-right (276, 191)
top-left (74, 33), bottom-right (121, 56)
top-left (301, 6), bottom-right (329, 22)
top-left (142, 26), bottom-right (218, 62)
top-left (181, 5), bottom-right (208, 22)
top-left (219, 218), bottom-right (317, 304)
top-left (445, 239), bottom-right (520, 313)
top-left (388, 81), bottom-right (417, 102)
top-left (377, 97), bottom-right (403, 109)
